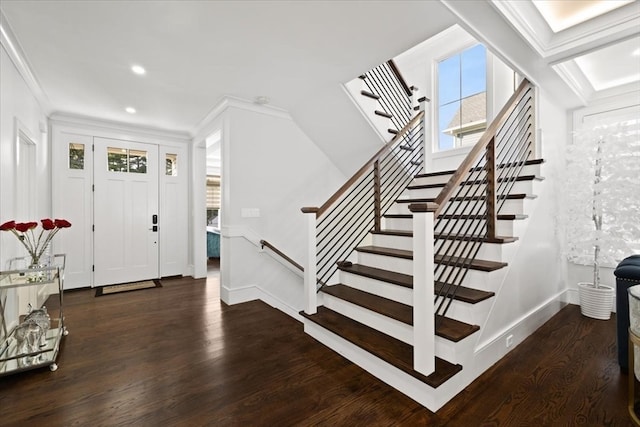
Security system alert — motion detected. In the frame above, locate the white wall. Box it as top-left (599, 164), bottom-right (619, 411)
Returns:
top-left (0, 44), bottom-right (50, 325)
top-left (214, 100), bottom-right (345, 314)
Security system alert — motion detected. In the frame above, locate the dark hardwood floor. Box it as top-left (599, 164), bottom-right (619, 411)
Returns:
top-left (0, 273), bottom-right (632, 426)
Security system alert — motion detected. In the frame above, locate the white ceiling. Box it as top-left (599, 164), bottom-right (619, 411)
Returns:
top-left (1, 0), bottom-right (638, 144)
top-left (0, 1), bottom-right (456, 137)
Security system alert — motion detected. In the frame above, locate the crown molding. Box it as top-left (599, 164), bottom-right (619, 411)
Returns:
top-left (192, 95), bottom-right (292, 143)
top-left (0, 10), bottom-right (52, 115)
top-left (490, 0), bottom-right (640, 63)
top-left (551, 61), bottom-right (593, 106)
top-left (49, 111), bottom-right (191, 144)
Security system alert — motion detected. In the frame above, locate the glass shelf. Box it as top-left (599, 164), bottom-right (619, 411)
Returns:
top-left (0, 257), bottom-right (67, 376)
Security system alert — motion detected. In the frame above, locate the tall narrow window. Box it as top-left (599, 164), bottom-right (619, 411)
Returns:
top-left (69, 143), bottom-right (85, 170)
top-left (438, 44), bottom-right (487, 151)
top-left (166, 153), bottom-right (178, 176)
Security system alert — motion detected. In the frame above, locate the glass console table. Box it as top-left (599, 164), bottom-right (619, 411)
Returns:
top-left (0, 255), bottom-right (67, 375)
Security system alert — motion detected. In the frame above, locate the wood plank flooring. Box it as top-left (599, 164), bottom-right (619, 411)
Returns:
top-left (0, 274), bottom-right (632, 426)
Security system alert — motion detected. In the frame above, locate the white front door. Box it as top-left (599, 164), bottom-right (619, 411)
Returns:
top-left (93, 138), bottom-right (159, 286)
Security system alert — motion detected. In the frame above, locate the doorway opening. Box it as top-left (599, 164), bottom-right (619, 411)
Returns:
top-left (206, 129), bottom-right (222, 279)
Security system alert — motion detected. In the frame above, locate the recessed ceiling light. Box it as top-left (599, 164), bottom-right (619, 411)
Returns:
top-left (125, 107), bottom-right (136, 114)
top-left (131, 65), bottom-right (146, 75)
top-left (633, 48), bottom-right (640, 57)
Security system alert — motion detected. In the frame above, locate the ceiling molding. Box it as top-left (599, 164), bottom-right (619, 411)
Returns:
top-left (490, 0), bottom-right (640, 63)
top-left (192, 96), bottom-right (292, 142)
top-left (489, 1), bottom-right (552, 57)
top-left (0, 10), bottom-right (52, 115)
top-left (49, 112), bottom-right (191, 143)
top-left (551, 61), bottom-right (593, 106)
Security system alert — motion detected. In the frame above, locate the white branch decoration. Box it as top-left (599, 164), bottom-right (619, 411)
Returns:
top-left (565, 119), bottom-right (640, 286)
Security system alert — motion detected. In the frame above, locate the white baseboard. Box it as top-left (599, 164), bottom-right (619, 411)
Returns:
top-left (221, 284), bottom-right (302, 321)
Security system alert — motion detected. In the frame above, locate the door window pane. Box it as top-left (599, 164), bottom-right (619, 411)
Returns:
top-left (166, 153), bottom-right (177, 176)
top-left (69, 143), bottom-right (84, 170)
top-left (107, 147), bottom-right (147, 173)
top-left (129, 149), bottom-right (147, 173)
top-left (108, 147), bottom-right (128, 172)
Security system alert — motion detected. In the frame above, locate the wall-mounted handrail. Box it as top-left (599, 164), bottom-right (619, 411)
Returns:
top-left (260, 239), bottom-right (304, 272)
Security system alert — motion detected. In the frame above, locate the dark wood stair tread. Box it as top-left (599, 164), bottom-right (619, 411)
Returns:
top-left (301, 306), bottom-right (462, 388)
top-left (414, 159), bottom-right (544, 179)
top-left (384, 213), bottom-right (527, 221)
top-left (356, 245), bottom-right (508, 272)
top-left (408, 175), bottom-right (544, 190)
top-left (435, 254), bottom-right (507, 272)
top-left (356, 245), bottom-right (412, 259)
top-left (388, 128), bottom-right (399, 135)
top-left (438, 213), bottom-right (528, 221)
top-left (435, 282), bottom-right (494, 304)
top-left (396, 193), bottom-right (536, 204)
top-left (434, 233), bottom-right (518, 244)
top-left (338, 263), bottom-right (412, 288)
top-left (360, 90), bottom-right (380, 100)
top-left (321, 284), bottom-right (479, 342)
top-left (338, 263), bottom-right (494, 304)
top-left (371, 229), bottom-right (412, 237)
top-left (374, 110), bottom-right (393, 119)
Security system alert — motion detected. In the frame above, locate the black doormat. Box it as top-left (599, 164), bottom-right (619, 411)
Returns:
top-left (95, 279), bottom-right (162, 297)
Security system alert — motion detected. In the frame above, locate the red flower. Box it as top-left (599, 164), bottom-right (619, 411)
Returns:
top-left (0, 220), bottom-right (16, 231)
top-left (54, 219), bottom-right (72, 228)
top-left (41, 218), bottom-right (56, 230)
top-left (15, 222), bottom-right (37, 233)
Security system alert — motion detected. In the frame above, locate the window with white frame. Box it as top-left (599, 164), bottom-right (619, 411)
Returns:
top-left (437, 44), bottom-right (487, 151)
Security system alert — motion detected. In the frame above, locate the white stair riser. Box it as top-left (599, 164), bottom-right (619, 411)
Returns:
top-left (435, 333), bottom-right (476, 366)
top-left (437, 297), bottom-right (493, 326)
top-left (357, 251), bottom-right (413, 275)
top-left (372, 233), bottom-right (413, 251)
top-left (434, 240), bottom-right (517, 263)
top-left (434, 268), bottom-right (507, 296)
top-left (322, 293), bottom-right (413, 344)
top-left (323, 291), bottom-right (475, 366)
top-left (338, 270), bottom-right (412, 305)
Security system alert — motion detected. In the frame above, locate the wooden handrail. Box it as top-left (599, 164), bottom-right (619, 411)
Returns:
top-left (387, 59), bottom-right (412, 97)
top-left (302, 110), bottom-right (424, 218)
top-left (260, 239), bottom-right (304, 272)
top-left (434, 79), bottom-right (532, 217)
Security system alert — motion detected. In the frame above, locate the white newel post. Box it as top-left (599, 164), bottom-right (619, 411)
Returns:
top-left (302, 208), bottom-right (318, 314)
top-left (410, 202), bottom-right (437, 376)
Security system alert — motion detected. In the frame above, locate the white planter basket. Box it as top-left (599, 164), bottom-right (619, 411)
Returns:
top-left (577, 282), bottom-right (614, 320)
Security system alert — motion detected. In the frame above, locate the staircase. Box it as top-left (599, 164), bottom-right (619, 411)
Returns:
top-left (301, 73), bottom-right (540, 410)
